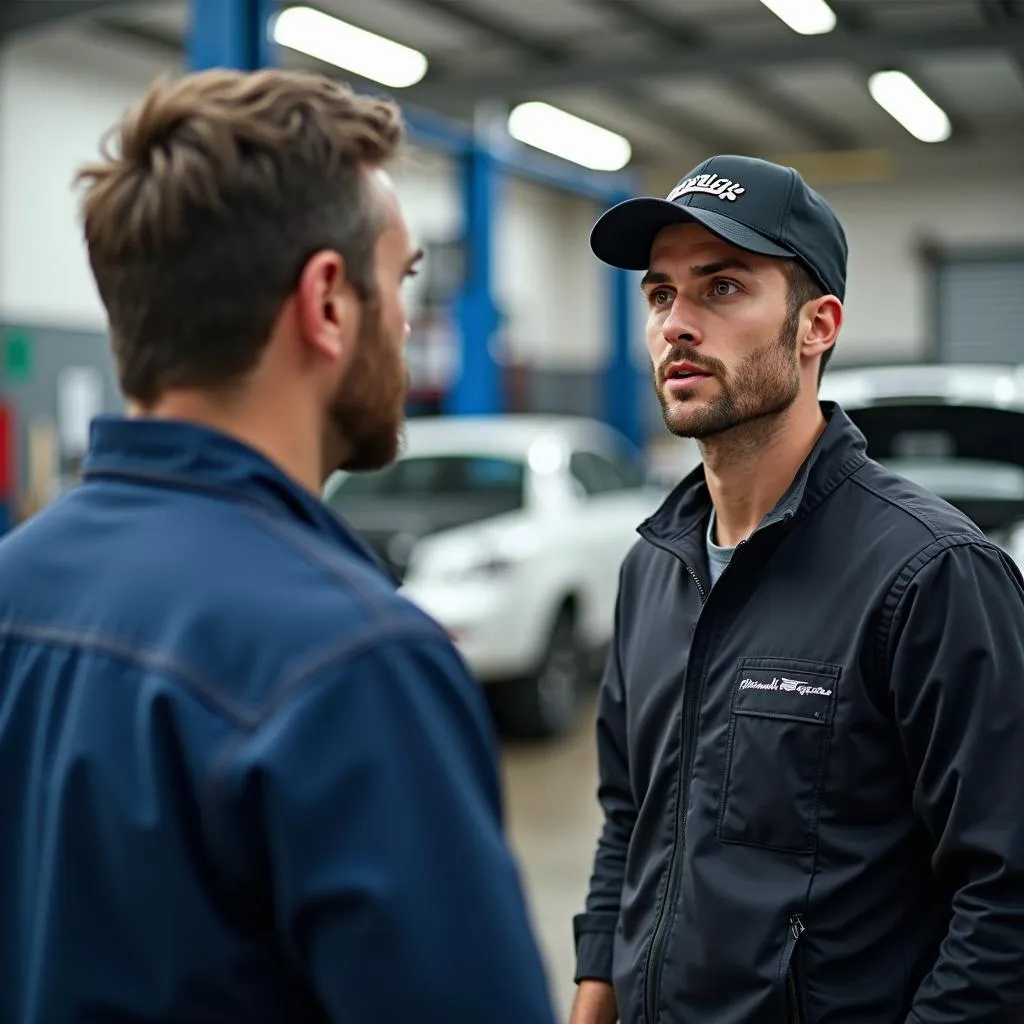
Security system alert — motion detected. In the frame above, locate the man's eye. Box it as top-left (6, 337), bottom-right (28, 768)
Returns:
top-left (711, 280), bottom-right (738, 297)
top-left (651, 288), bottom-right (671, 305)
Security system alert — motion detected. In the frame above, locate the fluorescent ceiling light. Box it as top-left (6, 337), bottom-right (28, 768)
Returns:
top-left (507, 102), bottom-right (632, 172)
top-left (868, 70), bottom-right (951, 144)
top-left (758, 0), bottom-right (836, 35)
top-left (273, 5), bottom-right (428, 89)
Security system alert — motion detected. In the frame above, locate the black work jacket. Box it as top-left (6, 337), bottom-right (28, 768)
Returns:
top-left (575, 402), bottom-right (1024, 1024)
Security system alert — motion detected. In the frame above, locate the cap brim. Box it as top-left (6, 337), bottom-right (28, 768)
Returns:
top-left (590, 197), bottom-right (795, 270)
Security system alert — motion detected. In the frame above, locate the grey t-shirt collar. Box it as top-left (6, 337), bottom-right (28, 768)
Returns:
top-left (706, 508), bottom-right (736, 588)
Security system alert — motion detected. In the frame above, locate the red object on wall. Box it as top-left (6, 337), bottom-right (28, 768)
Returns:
top-left (0, 402), bottom-right (15, 499)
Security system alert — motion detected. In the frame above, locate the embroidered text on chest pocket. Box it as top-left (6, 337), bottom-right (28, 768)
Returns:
top-left (717, 657), bottom-right (840, 854)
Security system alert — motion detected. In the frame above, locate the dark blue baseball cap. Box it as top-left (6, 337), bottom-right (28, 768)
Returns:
top-left (591, 154), bottom-right (848, 301)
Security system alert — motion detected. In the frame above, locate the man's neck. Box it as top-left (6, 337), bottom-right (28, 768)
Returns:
top-left (130, 390), bottom-right (325, 496)
top-left (701, 401), bottom-right (827, 548)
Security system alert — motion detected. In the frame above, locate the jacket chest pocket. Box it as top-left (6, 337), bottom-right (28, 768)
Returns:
top-left (717, 658), bottom-right (840, 854)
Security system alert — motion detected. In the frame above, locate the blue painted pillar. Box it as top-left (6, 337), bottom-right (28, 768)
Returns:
top-left (187, 0), bottom-right (277, 71)
top-left (604, 192), bottom-right (642, 451)
top-left (446, 144), bottom-right (503, 415)
top-left (0, 402), bottom-right (12, 536)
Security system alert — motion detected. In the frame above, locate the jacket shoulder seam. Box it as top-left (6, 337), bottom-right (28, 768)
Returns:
top-left (202, 620), bottom-right (457, 827)
top-left (873, 535), bottom-right (998, 681)
top-left (0, 620), bottom-right (261, 729)
top-left (848, 469), bottom-right (971, 541)
top-left (255, 617), bottom-right (450, 729)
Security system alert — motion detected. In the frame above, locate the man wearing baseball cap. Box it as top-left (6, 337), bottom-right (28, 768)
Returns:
top-left (571, 155), bottom-right (1024, 1024)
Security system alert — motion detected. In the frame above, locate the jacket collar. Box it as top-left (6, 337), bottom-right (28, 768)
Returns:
top-left (82, 415), bottom-right (388, 576)
top-left (639, 401), bottom-right (868, 551)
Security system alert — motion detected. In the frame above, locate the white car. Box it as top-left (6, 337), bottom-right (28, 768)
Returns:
top-left (323, 415), bottom-right (667, 737)
top-left (821, 362), bottom-right (1024, 566)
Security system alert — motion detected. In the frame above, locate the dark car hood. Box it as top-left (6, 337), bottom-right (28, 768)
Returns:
top-left (843, 401), bottom-right (1024, 534)
top-left (844, 402), bottom-right (1024, 466)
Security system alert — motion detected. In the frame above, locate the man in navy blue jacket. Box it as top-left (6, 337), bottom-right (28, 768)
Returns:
top-left (0, 69), bottom-right (556, 1024)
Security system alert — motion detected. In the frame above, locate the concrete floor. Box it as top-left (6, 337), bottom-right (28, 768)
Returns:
top-left (500, 693), bottom-right (604, 1023)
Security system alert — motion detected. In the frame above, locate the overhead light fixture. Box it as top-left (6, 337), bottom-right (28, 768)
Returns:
top-left (868, 70), bottom-right (951, 143)
top-left (758, 0), bottom-right (837, 35)
top-left (273, 5), bottom-right (428, 89)
top-left (507, 102), bottom-right (632, 172)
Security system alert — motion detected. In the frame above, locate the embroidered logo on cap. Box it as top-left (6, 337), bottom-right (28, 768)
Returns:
top-left (668, 174), bottom-right (745, 203)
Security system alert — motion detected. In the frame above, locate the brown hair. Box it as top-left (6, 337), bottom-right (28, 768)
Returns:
top-left (76, 68), bottom-right (405, 404)
top-left (783, 259), bottom-right (833, 382)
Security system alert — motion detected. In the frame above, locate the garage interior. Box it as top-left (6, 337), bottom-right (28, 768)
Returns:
top-left (2, 1), bottom-right (1024, 1019)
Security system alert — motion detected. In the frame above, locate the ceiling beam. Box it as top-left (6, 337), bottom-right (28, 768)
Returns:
top-left (826, 1), bottom-right (874, 32)
top-left (827, 2), bottom-right (972, 141)
top-left (409, 23), bottom-right (1024, 99)
top-left (604, 83), bottom-right (753, 156)
top-left (0, 0), bottom-right (126, 40)
top-left (410, 0), bottom-right (565, 61)
top-left (89, 17), bottom-right (178, 54)
top-left (977, 0), bottom-right (1024, 81)
top-left (586, 0), bottom-right (856, 152)
top-left (391, 0), bottom-right (746, 154)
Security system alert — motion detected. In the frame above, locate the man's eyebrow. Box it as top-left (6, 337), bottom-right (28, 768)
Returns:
top-left (640, 258), bottom-right (756, 291)
top-left (640, 270), bottom-right (670, 290)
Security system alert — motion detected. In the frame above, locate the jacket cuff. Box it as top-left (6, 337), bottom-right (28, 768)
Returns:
top-left (573, 911), bottom-right (618, 984)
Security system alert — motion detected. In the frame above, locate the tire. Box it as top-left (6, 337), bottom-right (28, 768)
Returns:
top-left (490, 605), bottom-right (583, 740)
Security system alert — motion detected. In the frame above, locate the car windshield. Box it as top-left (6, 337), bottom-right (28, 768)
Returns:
top-left (328, 454), bottom-right (526, 520)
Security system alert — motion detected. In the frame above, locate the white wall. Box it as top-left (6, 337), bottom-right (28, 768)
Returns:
top-left (0, 30), bottom-right (180, 330)
top-left (390, 147), bottom-right (460, 255)
top-left (824, 178), bottom-right (1024, 364)
top-left (494, 177), bottom-right (607, 369)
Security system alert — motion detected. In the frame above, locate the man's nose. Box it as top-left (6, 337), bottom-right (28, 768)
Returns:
top-left (662, 296), bottom-right (702, 347)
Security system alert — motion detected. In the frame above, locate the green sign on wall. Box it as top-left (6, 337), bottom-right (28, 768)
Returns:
top-left (3, 329), bottom-right (33, 383)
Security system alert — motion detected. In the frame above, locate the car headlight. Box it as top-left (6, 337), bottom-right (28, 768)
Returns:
top-left (441, 553), bottom-right (520, 583)
top-left (405, 529), bottom-right (537, 584)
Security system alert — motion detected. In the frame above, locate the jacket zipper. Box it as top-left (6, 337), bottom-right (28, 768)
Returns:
top-left (784, 915), bottom-right (806, 1024)
top-left (638, 517), bottom-right (791, 1023)
top-left (685, 565), bottom-right (706, 603)
top-left (643, 560), bottom-right (706, 1024)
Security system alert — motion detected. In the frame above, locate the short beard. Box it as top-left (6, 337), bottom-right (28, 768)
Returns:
top-left (655, 306), bottom-right (801, 443)
top-left (324, 291), bottom-right (408, 477)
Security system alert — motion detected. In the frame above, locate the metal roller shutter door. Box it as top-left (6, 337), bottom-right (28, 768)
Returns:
top-left (936, 255), bottom-right (1024, 364)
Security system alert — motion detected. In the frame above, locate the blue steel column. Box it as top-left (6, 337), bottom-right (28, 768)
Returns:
top-left (446, 144), bottom-right (502, 416)
top-left (604, 193), bottom-right (642, 451)
top-left (187, 0), bottom-right (277, 71)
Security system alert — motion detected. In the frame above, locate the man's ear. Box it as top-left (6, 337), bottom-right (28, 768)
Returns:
top-left (295, 250), bottom-right (360, 364)
top-left (801, 295), bottom-right (843, 364)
